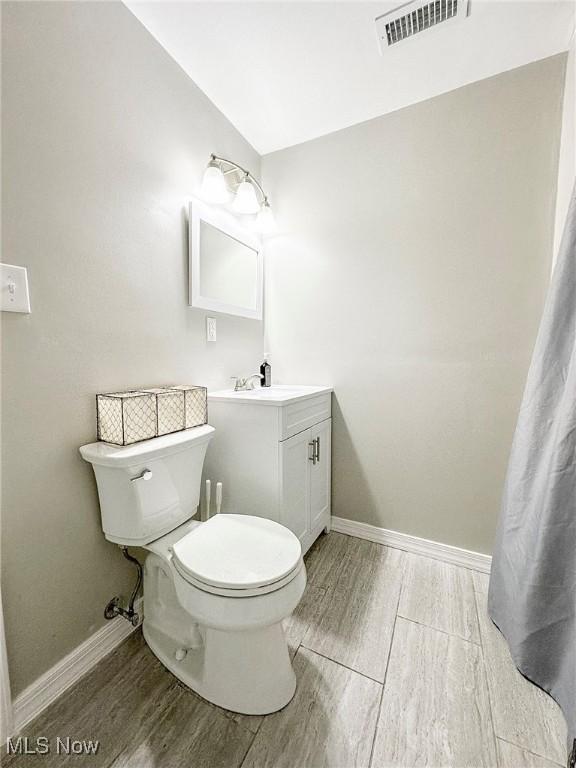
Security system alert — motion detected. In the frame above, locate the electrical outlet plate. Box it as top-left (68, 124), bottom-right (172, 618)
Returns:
top-left (206, 316), bottom-right (217, 342)
top-left (1, 263), bottom-right (31, 313)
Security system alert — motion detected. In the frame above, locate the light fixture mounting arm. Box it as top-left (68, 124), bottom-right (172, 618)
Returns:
top-left (210, 154), bottom-right (269, 206)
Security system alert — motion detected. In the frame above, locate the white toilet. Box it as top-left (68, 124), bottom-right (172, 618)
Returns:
top-left (80, 425), bottom-right (306, 715)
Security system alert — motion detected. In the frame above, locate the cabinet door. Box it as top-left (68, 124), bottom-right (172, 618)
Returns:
top-left (279, 428), bottom-right (313, 541)
top-left (309, 419), bottom-right (331, 533)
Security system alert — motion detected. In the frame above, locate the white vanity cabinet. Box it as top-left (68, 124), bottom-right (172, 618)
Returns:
top-left (204, 386), bottom-right (332, 554)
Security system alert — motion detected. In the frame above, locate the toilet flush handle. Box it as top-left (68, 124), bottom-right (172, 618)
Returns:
top-left (131, 469), bottom-right (153, 482)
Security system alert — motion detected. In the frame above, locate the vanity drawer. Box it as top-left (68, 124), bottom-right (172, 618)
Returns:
top-left (280, 394), bottom-right (331, 440)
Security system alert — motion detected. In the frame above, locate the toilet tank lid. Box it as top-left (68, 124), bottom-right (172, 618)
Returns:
top-left (79, 425), bottom-right (215, 467)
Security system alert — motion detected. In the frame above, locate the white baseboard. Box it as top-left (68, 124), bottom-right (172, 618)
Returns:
top-left (11, 598), bottom-right (143, 735)
top-left (331, 516), bottom-right (491, 573)
top-left (0, 592), bottom-right (14, 746)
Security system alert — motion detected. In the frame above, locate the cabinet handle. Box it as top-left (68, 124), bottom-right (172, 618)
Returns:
top-left (308, 441), bottom-right (316, 465)
top-left (315, 437), bottom-right (320, 463)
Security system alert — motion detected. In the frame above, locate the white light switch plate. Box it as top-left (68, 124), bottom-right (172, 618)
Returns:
top-left (206, 316), bottom-right (217, 342)
top-left (1, 263), bottom-right (31, 313)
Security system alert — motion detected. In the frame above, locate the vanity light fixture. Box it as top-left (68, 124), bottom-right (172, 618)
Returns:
top-left (255, 199), bottom-right (275, 234)
top-left (233, 173), bottom-right (260, 215)
top-left (201, 155), bottom-right (275, 231)
top-left (200, 157), bottom-right (230, 204)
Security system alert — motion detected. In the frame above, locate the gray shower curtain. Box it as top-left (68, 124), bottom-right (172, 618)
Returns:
top-left (489, 184), bottom-right (576, 764)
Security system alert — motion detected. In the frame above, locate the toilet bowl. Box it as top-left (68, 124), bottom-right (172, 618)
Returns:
top-left (143, 514), bottom-right (305, 714)
top-left (80, 426), bottom-right (305, 715)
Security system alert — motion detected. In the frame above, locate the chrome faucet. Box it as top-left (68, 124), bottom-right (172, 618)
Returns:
top-left (231, 374), bottom-right (263, 391)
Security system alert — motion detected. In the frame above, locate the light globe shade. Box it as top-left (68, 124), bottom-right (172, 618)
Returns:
top-left (201, 164), bottom-right (229, 204)
top-left (233, 178), bottom-right (260, 215)
top-left (256, 202), bottom-right (276, 234)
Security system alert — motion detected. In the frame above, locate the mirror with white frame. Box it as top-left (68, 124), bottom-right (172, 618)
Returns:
top-left (189, 199), bottom-right (263, 320)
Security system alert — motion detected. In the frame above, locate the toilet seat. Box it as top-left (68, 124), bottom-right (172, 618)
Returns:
top-left (171, 514), bottom-right (303, 598)
top-left (175, 562), bottom-right (304, 597)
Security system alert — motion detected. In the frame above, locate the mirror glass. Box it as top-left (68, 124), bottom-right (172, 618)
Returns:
top-left (199, 221), bottom-right (258, 310)
top-left (189, 200), bottom-right (263, 320)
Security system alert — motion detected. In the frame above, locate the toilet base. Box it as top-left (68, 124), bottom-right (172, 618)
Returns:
top-left (143, 619), bottom-right (296, 715)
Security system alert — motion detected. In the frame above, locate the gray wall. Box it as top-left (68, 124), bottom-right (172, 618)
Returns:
top-left (554, 36), bottom-right (575, 261)
top-left (262, 55), bottom-right (566, 555)
top-left (1, 1), bottom-right (263, 696)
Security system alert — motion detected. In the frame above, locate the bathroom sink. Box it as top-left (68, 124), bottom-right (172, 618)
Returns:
top-left (208, 384), bottom-right (332, 405)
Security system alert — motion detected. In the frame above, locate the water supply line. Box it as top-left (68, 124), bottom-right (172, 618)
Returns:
top-left (104, 547), bottom-right (143, 626)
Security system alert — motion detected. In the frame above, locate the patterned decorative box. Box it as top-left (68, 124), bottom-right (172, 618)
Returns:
top-left (170, 385), bottom-right (208, 429)
top-left (96, 392), bottom-right (157, 445)
top-left (96, 386), bottom-right (208, 445)
top-left (142, 388), bottom-right (185, 436)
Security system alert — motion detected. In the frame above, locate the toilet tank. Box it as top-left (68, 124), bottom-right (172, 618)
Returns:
top-left (80, 426), bottom-right (215, 546)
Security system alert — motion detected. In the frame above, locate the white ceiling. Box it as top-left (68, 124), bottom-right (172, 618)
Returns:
top-left (126, 1), bottom-right (575, 154)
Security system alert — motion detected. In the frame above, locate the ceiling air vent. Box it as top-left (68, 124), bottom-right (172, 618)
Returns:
top-left (376, 0), bottom-right (470, 53)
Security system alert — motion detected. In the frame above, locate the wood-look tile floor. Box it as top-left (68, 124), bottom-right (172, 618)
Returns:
top-left (5, 532), bottom-right (568, 768)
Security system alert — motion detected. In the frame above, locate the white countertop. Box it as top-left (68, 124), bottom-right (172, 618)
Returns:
top-left (208, 384), bottom-right (332, 406)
